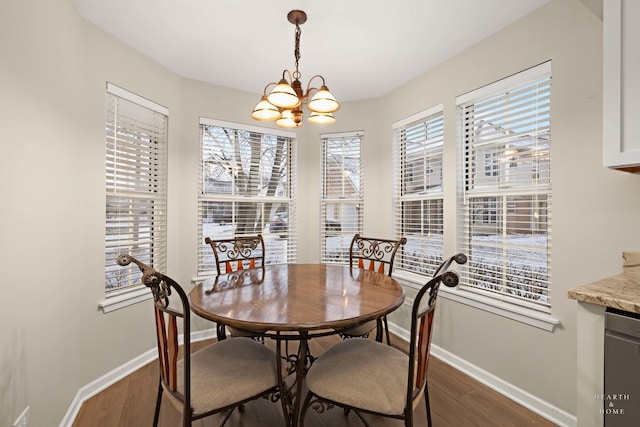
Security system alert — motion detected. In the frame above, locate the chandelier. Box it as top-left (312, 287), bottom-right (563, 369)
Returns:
top-left (251, 10), bottom-right (340, 128)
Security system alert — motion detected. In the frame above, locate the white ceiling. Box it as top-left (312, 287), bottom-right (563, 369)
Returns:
top-left (74, 0), bottom-right (552, 102)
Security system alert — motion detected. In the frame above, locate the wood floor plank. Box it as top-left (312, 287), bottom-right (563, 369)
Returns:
top-left (430, 381), bottom-right (485, 426)
top-left (119, 365), bottom-right (157, 426)
top-left (428, 358), bottom-right (476, 399)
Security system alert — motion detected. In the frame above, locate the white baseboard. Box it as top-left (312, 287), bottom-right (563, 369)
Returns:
top-left (387, 323), bottom-right (576, 427)
top-left (59, 328), bottom-right (218, 427)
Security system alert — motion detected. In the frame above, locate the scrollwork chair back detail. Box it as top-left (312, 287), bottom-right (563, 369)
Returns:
top-left (117, 254), bottom-right (172, 306)
top-left (349, 233), bottom-right (407, 275)
top-left (205, 234), bottom-right (265, 275)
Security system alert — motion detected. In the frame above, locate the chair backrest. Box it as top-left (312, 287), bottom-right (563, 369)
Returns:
top-left (205, 234), bottom-right (265, 275)
top-left (406, 253), bottom-right (467, 417)
top-left (349, 234), bottom-right (407, 276)
top-left (117, 255), bottom-right (192, 410)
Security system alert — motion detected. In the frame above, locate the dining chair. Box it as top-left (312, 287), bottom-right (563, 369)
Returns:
top-left (204, 234), bottom-right (265, 340)
top-left (117, 254), bottom-right (284, 427)
top-left (339, 234), bottom-right (407, 344)
top-left (300, 253), bottom-right (467, 427)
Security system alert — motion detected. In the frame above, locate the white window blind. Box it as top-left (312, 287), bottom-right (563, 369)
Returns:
top-left (105, 83), bottom-right (168, 293)
top-left (198, 118), bottom-right (297, 275)
top-left (457, 62), bottom-right (552, 312)
top-left (320, 131), bottom-right (364, 264)
top-left (392, 105), bottom-right (444, 275)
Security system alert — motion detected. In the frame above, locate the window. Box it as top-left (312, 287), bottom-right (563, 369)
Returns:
top-left (457, 62), bottom-right (552, 313)
top-left (104, 83), bottom-right (168, 296)
top-left (198, 118), bottom-right (296, 275)
top-left (393, 105), bottom-right (444, 275)
top-left (484, 151), bottom-right (500, 176)
top-left (320, 132), bottom-right (363, 264)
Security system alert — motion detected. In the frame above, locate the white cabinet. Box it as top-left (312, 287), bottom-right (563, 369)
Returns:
top-left (603, 0), bottom-right (640, 172)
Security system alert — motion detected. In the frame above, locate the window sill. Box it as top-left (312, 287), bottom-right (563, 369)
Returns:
top-left (98, 286), bottom-right (152, 313)
top-left (392, 269), bottom-right (560, 332)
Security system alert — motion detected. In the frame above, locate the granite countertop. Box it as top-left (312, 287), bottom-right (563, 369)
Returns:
top-left (568, 269), bottom-right (640, 314)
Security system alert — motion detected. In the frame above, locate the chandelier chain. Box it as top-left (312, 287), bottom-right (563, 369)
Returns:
top-left (293, 23), bottom-right (301, 80)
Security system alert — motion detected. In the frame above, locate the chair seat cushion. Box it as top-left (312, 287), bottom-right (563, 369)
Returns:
top-left (306, 338), bottom-right (409, 416)
top-left (176, 337), bottom-right (278, 415)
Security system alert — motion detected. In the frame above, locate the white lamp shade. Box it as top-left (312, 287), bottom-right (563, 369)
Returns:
top-left (251, 97), bottom-right (281, 121)
top-left (308, 111), bottom-right (336, 125)
top-left (268, 80), bottom-right (300, 109)
top-left (307, 87), bottom-right (340, 113)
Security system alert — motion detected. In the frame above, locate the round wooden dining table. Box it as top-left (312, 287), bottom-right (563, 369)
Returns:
top-left (188, 263), bottom-right (405, 426)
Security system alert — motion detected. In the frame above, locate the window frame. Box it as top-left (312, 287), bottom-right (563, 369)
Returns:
top-left (320, 131), bottom-right (364, 265)
top-left (196, 118), bottom-right (297, 277)
top-left (451, 61), bottom-right (559, 331)
top-left (100, 82), bottom-right (168, 313)
top-left (392, 105), bottom-right (445, 277)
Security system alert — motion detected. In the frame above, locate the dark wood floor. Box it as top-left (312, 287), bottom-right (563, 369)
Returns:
top-left (73, 334), bottom-right (558, 426)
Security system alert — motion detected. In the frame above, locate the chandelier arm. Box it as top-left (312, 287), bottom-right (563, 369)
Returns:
top-left (262, 82), bottom-right (279, 96)
top-left (280, 69), bottom-right (294, 83)
top-left (304, 75), bottom-right (327, 98)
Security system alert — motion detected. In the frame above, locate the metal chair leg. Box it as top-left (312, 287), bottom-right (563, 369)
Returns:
top-left (425, 381), bottom-right (433, 427)
top-left (153, 379), bottom-right (163, 427)
top-left (383, 316), bottom-right (391, 345)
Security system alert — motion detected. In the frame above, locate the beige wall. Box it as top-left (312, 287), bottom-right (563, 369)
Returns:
top-left (0, 0), bottom-right (183, 425)
top-left (2, 0), bottom-right (639, 425)
top-left (382, 0), bottom-right (639, 419)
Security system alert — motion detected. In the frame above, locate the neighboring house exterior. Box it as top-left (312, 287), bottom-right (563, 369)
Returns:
top-left (324, 153), bottom-right (359, 230)
top-left (470, 120), bottom-right (550, 236)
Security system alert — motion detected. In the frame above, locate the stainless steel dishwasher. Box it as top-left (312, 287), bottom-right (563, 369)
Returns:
top-left (604, 308), bottom-right (640, 426)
